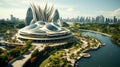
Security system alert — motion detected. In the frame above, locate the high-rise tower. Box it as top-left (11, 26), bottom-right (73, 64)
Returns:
top-left (25, 7), bottom-right (33, 26)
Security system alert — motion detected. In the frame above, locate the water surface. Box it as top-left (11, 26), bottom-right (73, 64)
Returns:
top-left (76, 31), bottom-right (120, 67)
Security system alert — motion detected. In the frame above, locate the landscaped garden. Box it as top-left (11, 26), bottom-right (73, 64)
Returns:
top-left (39, 23), bottom-right (101, 67)
top-left (0, 40), bottom-right (32, 67)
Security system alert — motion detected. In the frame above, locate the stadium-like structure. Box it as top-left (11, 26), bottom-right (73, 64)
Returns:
top-left (16, 3), bottom-right (72, 43)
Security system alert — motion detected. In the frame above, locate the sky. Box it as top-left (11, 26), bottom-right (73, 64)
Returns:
top-left (0, 0), bottom-right (120, 19)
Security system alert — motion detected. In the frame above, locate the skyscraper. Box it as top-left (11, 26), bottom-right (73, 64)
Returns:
top-left (25, 7), bottom-right (33, 26)
top-left (113, 16), bottom-right (117, 23)
top-left (10, 14), bottom-right (19, 23)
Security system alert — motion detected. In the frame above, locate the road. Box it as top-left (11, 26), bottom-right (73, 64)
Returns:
top-left (11, 44), bottom-right (45, 67)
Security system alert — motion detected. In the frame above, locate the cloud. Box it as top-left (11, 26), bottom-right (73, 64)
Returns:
top-left (96, 11), bottom-right (112, 18)
top-left (0, 8), bottom-right (26, 19)
top-left (96, 8), bottom-right (120, 19)
top-left (67, 7), bottom-right (74, 12)
top-left (0, 0), bottom-right (76, 19)
top-left (112, 8), bottom-right (120, 18)
top-left (1, 0), bottom-right (119, 19)
top-left (0, 0), bottom-right (28, 9)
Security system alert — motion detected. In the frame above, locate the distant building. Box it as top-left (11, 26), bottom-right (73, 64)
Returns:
top-left (10, 14), bottom-right (19, 22)
top-left (113, 16), bottom-right (117, 23)
top-left (25, 7), bottom-right (33, 26)
top-left (95, 15), bottom-right (104, 23)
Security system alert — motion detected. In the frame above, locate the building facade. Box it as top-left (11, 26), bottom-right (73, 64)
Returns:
top-left (16, 3), bottom-right (72, 43)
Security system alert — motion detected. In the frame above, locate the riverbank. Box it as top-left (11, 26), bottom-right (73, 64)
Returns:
top-left (80, 29), bottom-right (120, 45)
top-left (76, 31), bottom-right (120, 67)
top-left (40, 34), bottom-right (102, 67)
top-left (80, 29), bottom-right (111, 37)
top-left (73, 36), bottom-right (102, 67)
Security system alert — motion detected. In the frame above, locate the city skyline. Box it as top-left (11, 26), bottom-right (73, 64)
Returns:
top-left (0, 0), bottom-right (120, 19)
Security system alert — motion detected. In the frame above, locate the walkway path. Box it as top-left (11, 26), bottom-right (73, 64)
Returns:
top-left (10, 42), bottom-right (67, 67)
top-left (0, 40), bottom-right (24, 45)
top-left (11, 47), bottom-right (36, 67)
top-left (11, 44), bottom-right (45, 67)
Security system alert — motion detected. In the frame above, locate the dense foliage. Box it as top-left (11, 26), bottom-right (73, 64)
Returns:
top-left (31, 49), bottom-right (39, 57)
top-left (0, 40), bottom-right (32, 67)
top-left (80, 23), bottom-right (120, 45)
top-left (0, 19), bottom-right (25, 43)
top-left (0, 20), bottom-right (16, 34)
top-left (0, 19), bottom-right (25, 34)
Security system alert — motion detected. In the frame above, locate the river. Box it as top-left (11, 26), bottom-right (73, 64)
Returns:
top-left (76, 31), bottom-right (120, 67)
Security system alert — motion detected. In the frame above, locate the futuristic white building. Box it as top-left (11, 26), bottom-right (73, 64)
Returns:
top-left (16, 3), bottom-right (72, 43)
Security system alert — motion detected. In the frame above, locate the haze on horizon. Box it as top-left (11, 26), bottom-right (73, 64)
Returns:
top-left (0, 0), bottom-right (120, 19)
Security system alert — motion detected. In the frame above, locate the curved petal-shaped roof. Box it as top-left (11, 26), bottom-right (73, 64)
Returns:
top-left (53, 22), bottom-right (60, 27)
top-left (46, 24), bottom-right (58, 31)
top-left (31, 29), bottom-right (46, 33)
top-left (19, 21), bottom-right (70, 35)
top-left (25, 24), bottom-right (37, 30)
top-left (35, 21), bottom-right (45, 25)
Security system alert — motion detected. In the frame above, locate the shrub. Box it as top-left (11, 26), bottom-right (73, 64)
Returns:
top-left (31, 49), bottom-right (39, 57)
top-left (30, 56), bottom-right (37, 63)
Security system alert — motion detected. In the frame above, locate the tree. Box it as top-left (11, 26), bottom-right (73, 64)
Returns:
top-left (0, 48), bottom-right (4, 54)
top-left (15, 22), bottom-right (25, 29)
top-left (9, 48), bottom-right (20, 58)
top-left (31, 49), bottom-right (39, 57)
top-left (30, 56), bottom-right (37, 63)
top-left (25, 40), bottom-right (32, 49)
top-left (73, 23), bottom-right (80, 29)
top-left (61, 22), bottom-right (69, 27)
top-left (26, 40), bottom-right (32, 45)
top-left (20, 40), bottom-right (32, 54)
